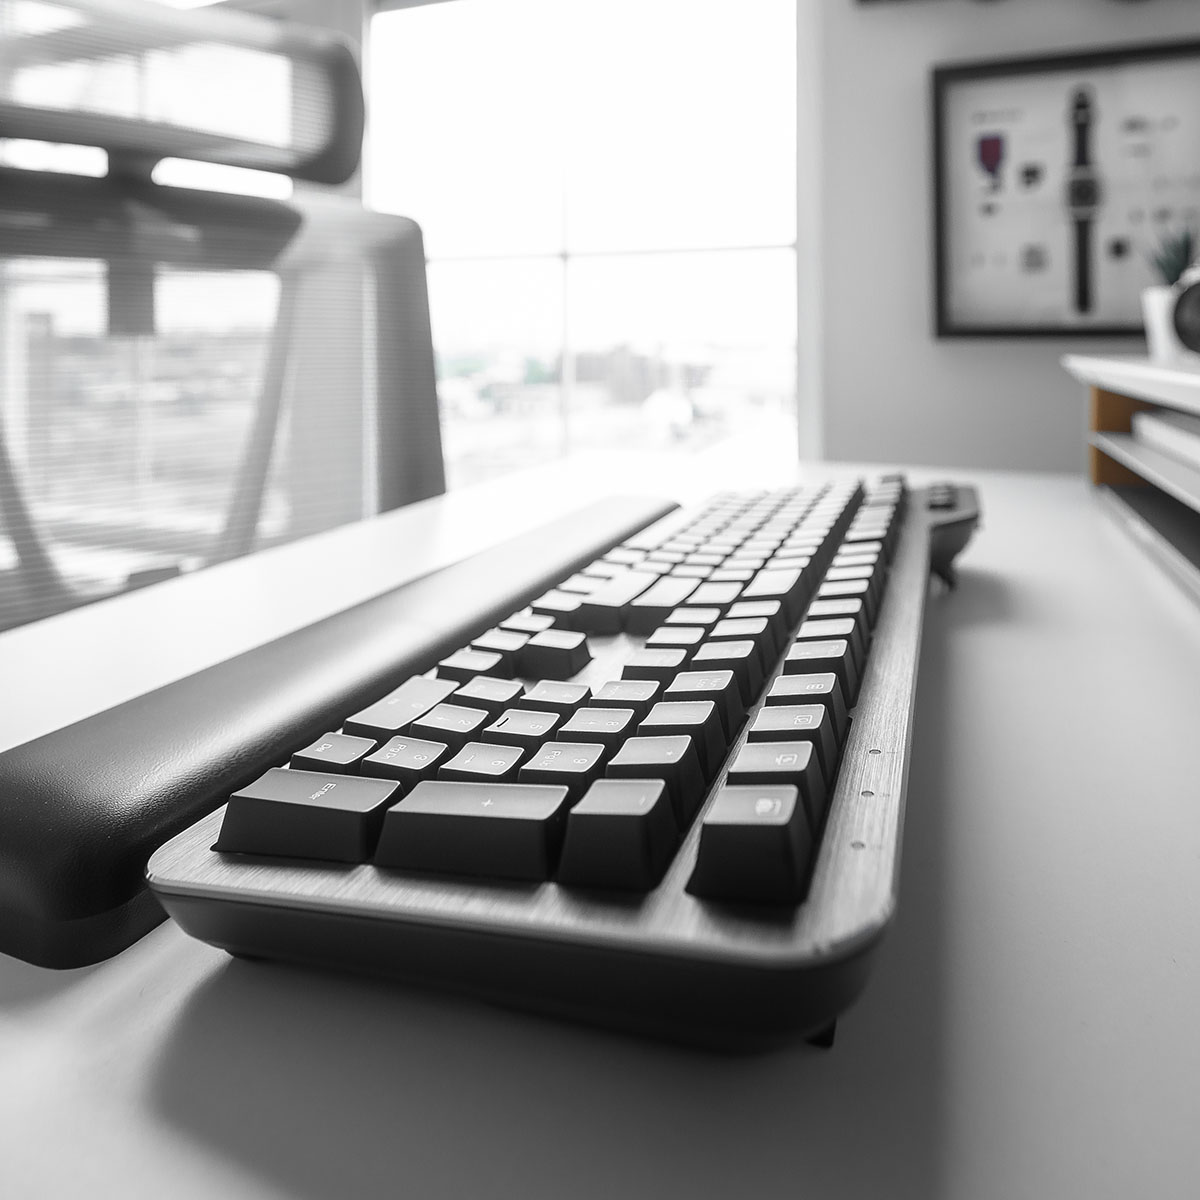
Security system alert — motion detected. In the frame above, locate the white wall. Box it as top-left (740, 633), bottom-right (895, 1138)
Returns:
top-left (801, 0), bottom-right (1200, 472)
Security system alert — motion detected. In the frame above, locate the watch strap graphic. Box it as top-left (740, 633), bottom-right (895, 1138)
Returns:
top-left (1074, 218), bottom-right (1093, 314)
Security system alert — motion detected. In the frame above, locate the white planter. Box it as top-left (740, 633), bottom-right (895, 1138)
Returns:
top-left (1142, 285), bottom-right (1191, 362)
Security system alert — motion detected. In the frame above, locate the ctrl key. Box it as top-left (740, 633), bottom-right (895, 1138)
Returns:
top-left (374, 781), bottom-right (572, 881)
top-left (215, 768), bottom-right (400, 863)
top-left (687, 786), bottom-right (813, 905)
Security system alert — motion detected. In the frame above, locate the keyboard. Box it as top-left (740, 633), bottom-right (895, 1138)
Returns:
top-left (142, 475), bottom-right (979, 1049)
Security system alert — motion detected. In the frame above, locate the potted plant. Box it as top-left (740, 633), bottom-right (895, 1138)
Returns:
top-left (1144, 229), bottom-right (1197, 362)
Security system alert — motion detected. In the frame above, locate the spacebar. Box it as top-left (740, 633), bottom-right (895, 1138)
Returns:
top-left (0, 494), bottom-right (677, 960)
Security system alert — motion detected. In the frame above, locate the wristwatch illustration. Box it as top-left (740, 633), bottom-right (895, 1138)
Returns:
top-left (1065, 87), bottom-right (1102, 315)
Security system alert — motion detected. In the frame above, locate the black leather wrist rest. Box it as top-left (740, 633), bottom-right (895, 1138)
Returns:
top-left (0, 495), bottom-right (675, 967)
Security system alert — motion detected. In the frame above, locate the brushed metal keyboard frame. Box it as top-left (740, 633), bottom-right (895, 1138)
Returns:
top-left (149, 487), bottom-right (955, 1047)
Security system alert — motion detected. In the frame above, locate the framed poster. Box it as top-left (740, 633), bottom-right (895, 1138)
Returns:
top-left (933, 40), bottom-right (1200, 337)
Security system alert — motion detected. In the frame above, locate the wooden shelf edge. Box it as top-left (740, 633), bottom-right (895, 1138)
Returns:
top-left (1064, 354), bottom-right (1200, 418)
top-left (1090, 432), bottom-right (1200, 518)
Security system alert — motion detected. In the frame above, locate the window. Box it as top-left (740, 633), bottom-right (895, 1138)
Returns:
top-left (368, 0), bottom-right (797, 488)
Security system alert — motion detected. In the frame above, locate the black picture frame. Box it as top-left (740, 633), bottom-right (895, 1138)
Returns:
top-left (932, 39), bottom-right (1200, 338)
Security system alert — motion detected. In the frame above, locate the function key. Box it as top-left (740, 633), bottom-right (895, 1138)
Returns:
top-left (557, 779), bottom-right (678, 891)
top-left (606, 735), bottom-right (706, 825)
top-left (291, 731), bottom-right (375, 775)
top-left (374, 781), bottom-right (572, 881)
top-left (519, 741), bottom-right (608, 801)
top-left (645, 626), bottom-right (705, 654)
top-left (361, 735), bottom-right (450, 789)
top-left (796, 617), bottom-right (865, 667)
top-left (817, 576), bottom-right (877, 623)
top-left (343, 676), bottom-right (458, 740)
top-left (439, 741), bottom-right (524, 784)
top-left (521, 629), bottom-right (592, 679)
top-left (688, 785), bottom-right (814, 905)
top-left (452, 676), bottom-right (524, 718)
top-left (726, 599), bottom-right (786, 648)
top-left (216, 768), bottom-right (400, 863)
top-left (591, 679), bottom-right (661, 721)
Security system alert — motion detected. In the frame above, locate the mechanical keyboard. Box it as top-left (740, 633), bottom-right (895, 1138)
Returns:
top-left (142, 475), bottom-right (979, 1049)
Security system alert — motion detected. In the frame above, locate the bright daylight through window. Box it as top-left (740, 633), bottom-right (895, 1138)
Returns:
top-left (369, 0), bottom-right (798, 488)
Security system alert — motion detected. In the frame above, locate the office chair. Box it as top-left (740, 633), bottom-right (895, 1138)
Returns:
top-left (0, 0), bottom-right (445, 631)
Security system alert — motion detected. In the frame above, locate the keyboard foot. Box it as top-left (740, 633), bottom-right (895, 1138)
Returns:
top-left (806, 1020), bottom-right (837, 1049)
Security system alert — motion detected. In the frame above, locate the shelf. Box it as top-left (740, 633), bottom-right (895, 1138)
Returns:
top-left (1063, 354), bottom-right (1200, 418)
top-left (1090, 431), bottom-right (1200, 517)
top-left (1096, 485), bottom-right (1200, 606)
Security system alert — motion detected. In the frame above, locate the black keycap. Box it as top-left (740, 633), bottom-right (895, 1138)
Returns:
top-left (796, 617), bottom-right (864, 668)
top-left (520, 629), bottom-right (592, 679)
top-left (665, 606), bottom-right (721, 629)
top-left (688, 785), bottom-right (814, 904)
top-left (606, 735), bottom-right (706, 825)
top-left (747, 705), bottom-right (839, 782)
top-left (576, 569), bottom-right (660, 634)
top-left (709, 616), bottom-right (773, 673)
top-left (518, 680), bottom-right (590, 719)
top-left (622, 647), bottom-right (688, 685)
top-left (439, 741), bottom-right (524, 784)
top-left (558, 572), bottom-right (604, 595)
top-left (725, 741), bottom-right (827, 828)
top-left (784, 638), bottom-right (859, 703)
top-left (709, 568), bottom-right (754, 583)
top-left (484, 707), bottom-right (561, 758)
top-left (530, 589), bottom-right (585, 629)
top-left (690, 639), bottom-right (763, 705)
top-left (343, 676), bottom-right (458, 740)
top-left (804, 597), bottom-right (869, 646)
top-left (591, 679), bottom-right (660, 721)
top-left (500, 610), bottom-right (555, 635)
top-left (291, 731), bottom-right (375, 775)
top-left (581, 560), bottom-right (627, 580)
top-left (410, 703), bottom-right (492, 754)
top-left (645, 626), bottom-right (704, 654)
top-left (639, 700), bottom-right (725, 778)
top-left (764, 672), bottom-right (849, 740)
top-left (374, 781), bottom-right (572, 881)
top-left (663, 669), bottom-right (744, 738)
top-left (519, 741), bottom-right (607, 801)
top-left (361, 735), bottom-right (450, 789)
top-left (688, 581), bottom-right (743, 612)
top-left (437, 647), bottom-right (507, 682)
top-left (817, 577), bottom-right (876, 622)
top-left (471, 628), bottom-right (530, 670)
top-left (452, 676), bottom-right (524, 718)
top-left (741, 566), bottom-right (807, 622)
top-left (556, 705), bottom-right (637, 753)
top-left (557, 779), bottom-right (678, 891)
top-left (606, 547), bottom-right (647, 566)
top-left (216, 768), bottom-right (399, 863)
top-left (726, 599), bottom-right (786, 651)
top-left (625, 575), bottom-right (701, 634)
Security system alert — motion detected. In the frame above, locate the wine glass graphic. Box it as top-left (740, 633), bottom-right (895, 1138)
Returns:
top-left (977, 133), bottom-right (1005, 191)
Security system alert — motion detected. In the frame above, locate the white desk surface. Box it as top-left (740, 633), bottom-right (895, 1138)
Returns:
top-left (3, 435), bottom-right (1200, 1200)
